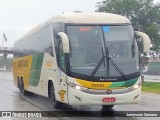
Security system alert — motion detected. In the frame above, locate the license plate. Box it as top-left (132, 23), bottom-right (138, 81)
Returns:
top-left (103, 98), bottom-right (115, 102)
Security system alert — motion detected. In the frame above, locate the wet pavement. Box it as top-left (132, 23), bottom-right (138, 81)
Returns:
top-left (0, 72), bottom-right (42, 111)
top-left (143, 75), bottom-right (160, 82)
top-left (0, 72), bottom-right (160, 120)
top-left (0, 72), bottom-right (58, 120)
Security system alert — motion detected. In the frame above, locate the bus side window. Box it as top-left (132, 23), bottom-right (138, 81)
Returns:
top-left (58, 40), bottom-right (66, 72)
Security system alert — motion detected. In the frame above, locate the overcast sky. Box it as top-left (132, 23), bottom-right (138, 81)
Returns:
top-left (0, 0), bottom-right (159, 47)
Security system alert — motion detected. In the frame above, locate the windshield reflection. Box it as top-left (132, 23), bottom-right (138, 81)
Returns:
top-left (66, 25), bottom-right (139, 79)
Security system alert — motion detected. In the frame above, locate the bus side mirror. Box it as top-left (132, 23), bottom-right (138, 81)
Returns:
top-left (135, 31), bottom-right (151, 52)
top-left (58, 32), bottom-right (70, 53)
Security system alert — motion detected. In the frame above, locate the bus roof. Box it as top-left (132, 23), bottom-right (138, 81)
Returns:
top-left (15, 12), bottom-right (131, 44)
top-left (50, 12), bottom-right (131, 24)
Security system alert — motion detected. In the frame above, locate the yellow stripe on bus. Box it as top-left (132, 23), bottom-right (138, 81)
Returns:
top-left (13, 56), bottom-right (32, 90)
top-left (75, 78), bottom-right (112, 90)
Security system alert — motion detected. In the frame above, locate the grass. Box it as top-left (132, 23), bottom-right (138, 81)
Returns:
top-left (142, 82), bottom-right (160, 94)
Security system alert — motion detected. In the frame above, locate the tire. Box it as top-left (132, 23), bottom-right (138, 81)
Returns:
top-left (102, 105), bottom-right (114, 110)
top-left (17, 79), bottom-right (20, 88)
top-left (19, 79), bottom-right (26, 95)
top-left (49, 82), bottom-right (62, 109)
top-left (19, 79), bottom-right (32, 95)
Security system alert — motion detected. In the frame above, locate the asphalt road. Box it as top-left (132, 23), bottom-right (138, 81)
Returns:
top-left (0, 72), bottom-right (160, 120)
top-left (143, 75), bottom-right (160, 83)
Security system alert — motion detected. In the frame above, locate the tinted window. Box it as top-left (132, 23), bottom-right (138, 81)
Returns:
top-left (14, 25), bottom-right (52, 57)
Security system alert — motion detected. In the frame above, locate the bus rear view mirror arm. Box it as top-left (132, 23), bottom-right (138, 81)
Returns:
top-left (58, 32), bottom-right (70, 53)
top-left (135, 31), bottom-right (151, 52)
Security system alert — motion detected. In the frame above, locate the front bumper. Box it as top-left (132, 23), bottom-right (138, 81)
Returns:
top-left (68, 86), bottom-right (141, 105)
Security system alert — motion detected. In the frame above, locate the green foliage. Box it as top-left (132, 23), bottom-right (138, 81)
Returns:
top-left (142, 82), bottom-right (160, 94)
top-left (96, 0), bottom-right (160, 52)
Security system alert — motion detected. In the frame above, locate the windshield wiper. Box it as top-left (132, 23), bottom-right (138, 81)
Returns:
top-left (90, 47), bottom-right (107, 77)
top-left (109, 56), bottom-right (128, 80)
top-left (90, 55), bottom-right (105, 76)
top-left (106, 47), bottom-right (128, 80)
top-left (91, 47), bottom-right (128, 80)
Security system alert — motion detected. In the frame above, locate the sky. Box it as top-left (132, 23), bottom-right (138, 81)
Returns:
top-left (0, 0), bottom-right (159, 47)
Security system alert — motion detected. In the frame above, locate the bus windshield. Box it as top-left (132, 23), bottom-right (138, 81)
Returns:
top-left (66, 25), bottom-right (139, 80)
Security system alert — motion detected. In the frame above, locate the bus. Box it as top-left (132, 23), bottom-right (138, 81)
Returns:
top-left (13, 13), bottom-right (150, 110)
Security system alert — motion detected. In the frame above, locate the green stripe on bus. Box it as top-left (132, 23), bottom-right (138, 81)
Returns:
top-left (108, 78), bottom-right (138, 88)
top-left (29, 53), bottom-right (44, 87)
top-left (108, 81), bottom-right (125, 88)
top-left (123, 78), bottom-right (138, 87)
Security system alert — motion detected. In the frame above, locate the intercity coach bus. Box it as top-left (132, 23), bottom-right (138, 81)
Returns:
top-left (13, 13), bottom-right (150, 110)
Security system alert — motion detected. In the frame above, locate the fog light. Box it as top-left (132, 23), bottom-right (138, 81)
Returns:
top-left (74, 96), bottom-right (82, 102)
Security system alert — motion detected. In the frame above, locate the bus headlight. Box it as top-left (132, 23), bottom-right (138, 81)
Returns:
top-left (129, 83), bottom-right (140, 90)
top-left (133, 84), bottom-right (139, 89)
top-left (129, 77), bottom-right (141, 90)
top-left (68, 82), bottom-right (85, 91)
top-left (75, 85), bottom-right (81, 90)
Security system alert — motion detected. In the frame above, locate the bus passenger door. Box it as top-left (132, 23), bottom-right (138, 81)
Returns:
top-left (57, 40), bottom-right (68, 104)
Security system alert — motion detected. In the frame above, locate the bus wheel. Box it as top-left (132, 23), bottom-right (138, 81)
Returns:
top-left (19, 80), bottom-right (25, 95)
top-left (19, 79), bottom-right (33, 96)
top-left (102, 105), bottom-right (114, 110)
top-left (49, 82), bottom-right (62, 109)
top-left (17, 78), bottom-right (20, 88)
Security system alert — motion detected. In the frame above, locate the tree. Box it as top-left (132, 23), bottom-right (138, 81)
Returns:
top-left (96, 0), bottom-right (160, 52)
